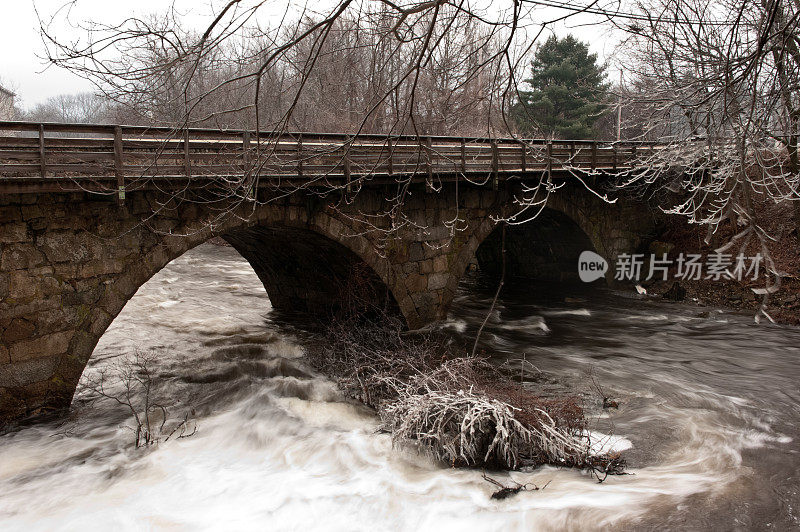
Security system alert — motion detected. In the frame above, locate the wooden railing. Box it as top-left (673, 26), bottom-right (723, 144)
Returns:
top-left (0, 121), bottom-right (657, 197)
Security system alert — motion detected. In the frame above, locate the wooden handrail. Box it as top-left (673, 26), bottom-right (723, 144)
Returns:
top-left (0, 120), bottom-right (663, 146)
top-left (0, 120), bottom-right (653, 195)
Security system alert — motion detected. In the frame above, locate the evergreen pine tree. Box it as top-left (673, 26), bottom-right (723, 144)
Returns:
top-left (512, 35), bottom-right (609, 139)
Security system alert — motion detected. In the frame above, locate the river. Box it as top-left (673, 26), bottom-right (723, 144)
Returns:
top-left (1, 243), bottom-right (798, 530)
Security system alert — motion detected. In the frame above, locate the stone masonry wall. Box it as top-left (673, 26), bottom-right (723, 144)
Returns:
top-left (0, 185), bottom-right (503, 425)
top-left (0, 181), bottom-right (654, 426)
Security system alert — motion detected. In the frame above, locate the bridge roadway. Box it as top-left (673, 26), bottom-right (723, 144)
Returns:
top-left (0, 121), bottom-right (655, 198)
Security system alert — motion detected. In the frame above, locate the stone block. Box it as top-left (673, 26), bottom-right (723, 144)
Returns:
top-left (61, 284), bottom-right (102, 306)
top-left (9, 331), bottom-right (72, 363)
top-left (405, 273), bottom-right (427, 293)
top-left (349, 236), bottom-right (368, 255)
top-left (0, 206), bottom-right (21, 224)
top-left (0, 356), bottom-right (60, 388)
top-left (424, 226), bottom-right (449, 242)
top-left (422, 244), bottom-right (439, 260)
top-left (2, 296), bottom-right (61, 320)
top-left (53, 262), bottom-right (80, 278)
top-left (37, 306), bottom-right (87, 335)
top-left (37, 231), bottom-right (102, 263)
top-left (89, 307), bottom-right (114, 337)
top-left (0, 222), bottom-right (28, 243)
top-left (433, 255), bottom-right (448, 272)
top-left (40, 274), bottom-right (62, 297)
top-left (408, 242), bottom-right (425, 262)
top-left (402, 261), bottom-right (419, 274)
top-left (1, 243), bottom-right (45, 270)
top-left (2, 318), bottom-right (36, 343)
top-left (100, 285), bottom-right (128, 316)
top-left (70, 330), bottom-right (97, 359)
top-left (79, 259), bottom-right (125, 279)
top-left (419, 259), bottom-right (433, 274)
top-left (20, 205), bottom-right (44, 220)
top-left (428, 272), bottom-right (449, 290)
top-left (8, 271), bottom-right (37, 300)
top-left (410, 291), bottom-right (436, 315)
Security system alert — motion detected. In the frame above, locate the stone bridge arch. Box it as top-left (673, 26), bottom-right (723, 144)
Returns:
top-left (449, 185), bottom-right (658, 287)
top-left (0, 183), bottom-right (656, 425)
top-left (1, 186), bottom-right (499, 423)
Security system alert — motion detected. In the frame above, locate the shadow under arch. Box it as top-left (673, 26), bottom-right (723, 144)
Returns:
top-left (474, 207), bottom-right (598, 283)
top-left (222, 224), bottom-right (400, 319)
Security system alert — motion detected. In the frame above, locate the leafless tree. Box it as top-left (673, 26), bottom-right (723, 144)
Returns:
top-left (33, 1), bottom-right (620, 243)
top-left (78, 350), bottom-right (196, 448)
top-left (612, 0), bottom-right (800, 319)
top-left (23, 92), bottom-right (113, 123)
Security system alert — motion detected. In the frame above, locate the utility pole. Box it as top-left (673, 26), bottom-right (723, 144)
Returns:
top-left (617, 70), bottom-right (623, 142)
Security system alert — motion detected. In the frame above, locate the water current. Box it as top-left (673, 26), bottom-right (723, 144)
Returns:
top-left (1, 243), bottom-right (798, 530)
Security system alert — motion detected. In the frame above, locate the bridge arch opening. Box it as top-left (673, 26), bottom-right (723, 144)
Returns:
top-left (37, 221), bottom-right (403, 422)
top-left (222, 224), bottom-right (400, 320)
top-left (474, 207), bottom-right (598, 283)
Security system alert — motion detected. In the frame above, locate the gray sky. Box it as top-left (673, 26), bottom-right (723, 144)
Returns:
top-left (1, 0), bottom-right (621, 110)
top-left (0, 0), bottom-right (209, 108)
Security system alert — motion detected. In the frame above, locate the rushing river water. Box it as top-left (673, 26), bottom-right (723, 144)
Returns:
top-left (1, 243), bottom-right (799, 530)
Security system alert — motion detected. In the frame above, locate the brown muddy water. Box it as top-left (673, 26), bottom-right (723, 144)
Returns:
top-left (1, 243), bottom-right (798, 530)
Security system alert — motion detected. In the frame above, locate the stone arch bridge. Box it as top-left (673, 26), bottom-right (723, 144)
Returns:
top-left (0, 121), bottom-right (658, 425)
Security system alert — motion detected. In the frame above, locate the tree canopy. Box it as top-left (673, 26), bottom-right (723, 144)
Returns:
top-left (512, 35), bottom-right (609, 139)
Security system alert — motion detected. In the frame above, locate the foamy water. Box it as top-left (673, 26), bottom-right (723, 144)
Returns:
top-left (1, 244), bottom-right (798, 530)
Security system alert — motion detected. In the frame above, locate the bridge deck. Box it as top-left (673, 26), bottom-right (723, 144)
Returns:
top-left (0, 121), bottom-right (654, 195)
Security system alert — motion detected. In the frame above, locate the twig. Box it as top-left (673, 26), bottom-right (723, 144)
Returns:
top-left (472, 222), bottom-right (506, 357)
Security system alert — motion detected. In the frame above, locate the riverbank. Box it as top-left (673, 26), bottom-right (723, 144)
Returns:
top-left (639, 207), bottom-right (800, 325)
top-left (643, 275), bottom-right (800, 324)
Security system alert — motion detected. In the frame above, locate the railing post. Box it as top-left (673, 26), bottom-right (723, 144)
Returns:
top-left (426, 136), bottom-right (433, 187)
top-left (613, 143), bottom-right (618, 172)
top-left (631, 144), bottom-right (637, 167)
top-left (114, 126), bottom-right (125, 205)
top-left (243, 130), bottom-right (251, 172)
top-left (38, 124), bottom-right (46, 178)
top-left (546, 140), bottom-right (553, 181)
top-left (344, 145), bottom-right (352, 194)
top-left (184, 129), bottom-right (191, 179)
top-left (570, 141), bottom-right (576, 161)
top-left (460, 138), bottom-right (466, 174)
top-left (491, 140), bottom-right (499, 190)
top-left (520, 140), bottom-right (526, 173)
top-left (591, 142), bottom-right (597, 172)
top-left (387, 137), bottom-right (393, 176)
top-left (297, 133), bottom-right (304, 178)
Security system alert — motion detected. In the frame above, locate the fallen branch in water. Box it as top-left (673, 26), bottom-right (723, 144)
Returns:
top-left (482, 472), bottom-right (551, 500)
top-left (313, 312), bottom-right (626, 474)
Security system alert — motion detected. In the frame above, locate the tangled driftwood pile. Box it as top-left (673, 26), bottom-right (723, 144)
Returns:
top-left (313, 317), bottom-right (625, 475)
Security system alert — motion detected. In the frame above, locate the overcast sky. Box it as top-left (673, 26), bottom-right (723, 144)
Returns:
top-left (1, 0), bottom-right (621, 110)
top-left (0, 0), bottom-right (207, 108)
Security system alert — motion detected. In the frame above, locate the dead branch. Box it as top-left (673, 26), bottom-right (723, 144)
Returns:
top-left (78, 350), bottom-right (197, 448)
